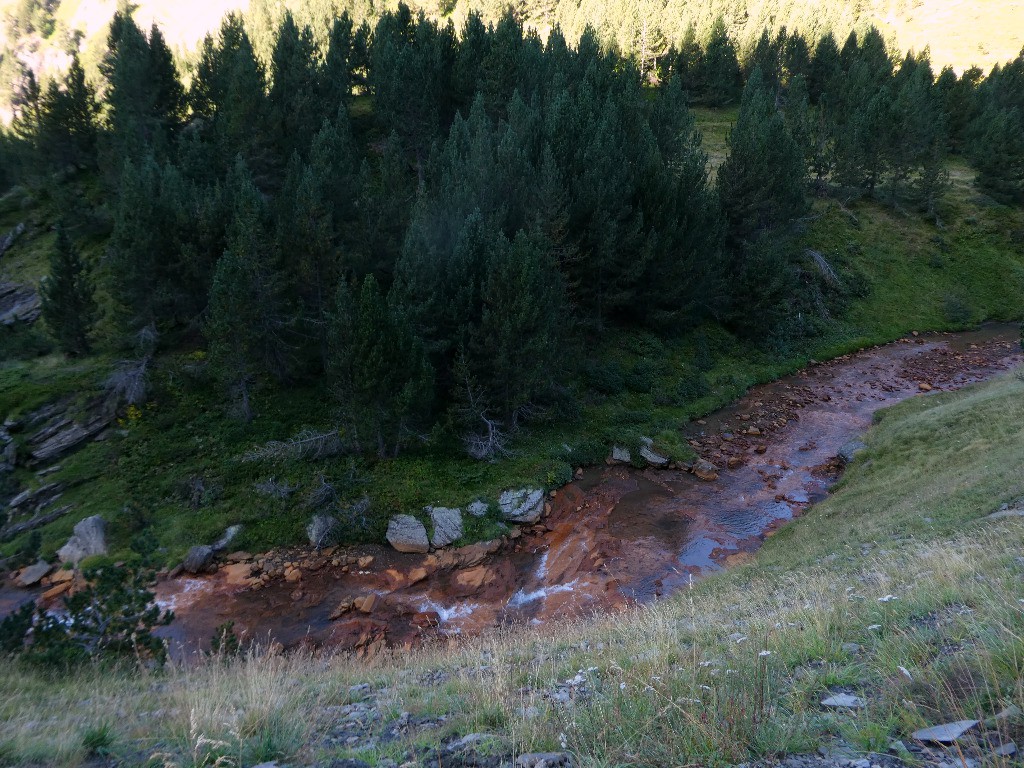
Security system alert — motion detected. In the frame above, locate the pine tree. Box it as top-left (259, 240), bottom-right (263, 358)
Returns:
top-left (40, 224), bottom-right (96, 356)
top-left (718, 68), bottom-right (807, 247)
top-left (267, 12), bottom-right (320, 161)
top-left (700, 18), bottom-right (742, 106)
top-left (971, 106), bottom-right (1024, 204)
top-left (809, 32), bottom-right (841, 103)
top-left (328, 275), bottom-right (434, 457)
top-left (205, 158), bottom-right (292, 420)
top-left (38, 53), bottom-right (99, 170)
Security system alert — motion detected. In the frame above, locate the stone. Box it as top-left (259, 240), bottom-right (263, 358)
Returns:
top-left (918, 382), bottom-right (933, 391)
top-left (692, 459), bottom-right (719, 482)
top-left (467, 500), bottom-right (489, 517)
top-left (225, 551), bottom-right (252, 563)
top-left (429, 506), bottom-right (463, 548)
top-left (41, 581), bottom-right (72, 601)
top-left (911, 720), bottom-right (978, 744)
top-left (357, 555), bottom-right (374, 568)
top-left (57, 515), bottom-right (107, 565)
top-left (987, 507), bottom-right (1024, 520)
top-left (16, 560), bottom-right (51, 587)
top-left (284, 567), bottom-right (302, 583)
top-left (994, 742), bottom-right (1017, 757)
top-left (447, 733), bottom-right (495, 752)
top-left (821, 693), bottom-right (865, 709)
top-left (183, 545), bottom-right (215, 574)
top-left (985, 704), bottom-right (1022, 727)
top-left (355, 593), bottom-right (378, 613)
top-left (454, 565), bottom-right (490, 591)
top-left (212, 525), bottom-right (241, 552)
top-left (841, 643), bottom-right (861, 654)
top-left (516, 753), bottom-right (573, 767)
top-left (499, 488), bottom-right (545, 523)
top-left (50, 568), bottom-right (74, 584)
top-left (610, 445), bottom-right (631, 464)
top-left (839, 440), bottom-right (867, 464)
top-left (386, 515), bottom-right (430, 553)
top-left (639, 437), bottom-right (669, 468)
top-left (222, 562), bottom-right (255, 586)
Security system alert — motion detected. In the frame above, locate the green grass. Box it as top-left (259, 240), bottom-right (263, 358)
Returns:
top-left (2, 110), bottom-right (1024, 564)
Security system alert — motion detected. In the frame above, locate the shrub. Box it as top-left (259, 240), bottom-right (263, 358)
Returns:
top-left (25, 565), bottom-right (172, 667)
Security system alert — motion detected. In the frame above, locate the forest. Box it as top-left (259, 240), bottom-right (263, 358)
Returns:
top-left (1, 0), bottom-right (1023, 555)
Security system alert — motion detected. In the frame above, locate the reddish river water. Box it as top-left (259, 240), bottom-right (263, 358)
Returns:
top-left (4, 326), bottom-right (1020, 658)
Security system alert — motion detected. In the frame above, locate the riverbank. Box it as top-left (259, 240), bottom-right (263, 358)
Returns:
top-left (3, 353), bottom-right (1024, 767)
top-left (132, 325), bottom-right (1021, 658)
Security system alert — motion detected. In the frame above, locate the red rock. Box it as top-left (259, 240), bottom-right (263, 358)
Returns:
top-left (284, 567), bottom-right (302, 583)
top-left (41, 581), bottom-right (72, 602)
top-left (357, 555), bottom-right (374, 568)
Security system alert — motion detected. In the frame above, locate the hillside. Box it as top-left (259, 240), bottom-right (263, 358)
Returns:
top-left (2, 347), bottom-right (1023, 767)
top-left (1, 0), bottom-right (1022, 117)
top-left (1, 100), bottom-right (1023, 570)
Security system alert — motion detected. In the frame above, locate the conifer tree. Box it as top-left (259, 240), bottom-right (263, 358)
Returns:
top-left (38, 53), bottom-right (99, 170)
top-left (40, 224), bottom-right (96, 357)
top-left (699, 18), bottom-right (742, 106)
top-left (328, 275), bottom-right (434, 457)
top-left (971, 106), bottom-right (1024, 204)
top-left (206, 158), bottom-right (292, 420)
top-left (809, 32), bottom-right (841, 102)
top-left (718, 68), bottom-right (807, 247)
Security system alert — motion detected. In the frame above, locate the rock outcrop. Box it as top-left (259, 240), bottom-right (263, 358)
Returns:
top-left (428, 506), bottom-right (463, 548)
top-left (0, 280), bottom-right (39, 326)
top-left (15, 560), bottom-right (52, 587)
top-left (57, 515), bottom-right (107, 565)
top-left (639, 437), bottom-right (668, 467)
top-left (386, 514), bottom-right (430, 553)
top-left (183, 545), bottom-right (215, 574)
top-left (499, 488), bottom-right (545, 523)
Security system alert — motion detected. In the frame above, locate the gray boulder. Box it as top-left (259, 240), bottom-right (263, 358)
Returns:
top-left (839, 440), bottom-right (867, 464)
top-left (499, 488), bottom-right (545, 523)
top-left (516, 754), bottom-right (573, 768)
top-left (57, 515), bottom-right (107, 565)
top-left (911, 720), bottom-right (978, 744)
top-left (610, 445), bottom-right (631, 464)
top-left (386, 514), bottom-right (430, 553)
top-left (183, 545), bottom-right (215, 574)
top-left (639, 437), bottom-right (668, 468)
top-left (467, 500), bottom-right (489, 517)
top-left (212, 524), bottom-right (242, 552)
top-left (16, 560), bottom-right (52, 587)
top-left (428, 506), bottom-right (463, 548)
top-left (821, 693), bottom-right (865, 709)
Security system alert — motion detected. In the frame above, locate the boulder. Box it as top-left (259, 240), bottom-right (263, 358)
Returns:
top-left (821, 693), bottom-right (865, 709)
top-left (639, 437), bottom-right (668, 468)
top-left (499, 488), bottom-right (545, 523)
top-left (609, 445), bottom-right (631, 464)
top-left (911, 720), bottom-right (978, 744)
top-left (516, 754), bottom-right (573, 768)
top-left (386, 514), bottom-right (430, 553)
top-left (692, 459), bottom-right (719, 482)
top-left (183, 545), bottom-right (215, 574)
top-left (16, 560), bottom-right (51, 587)
top-left (57, 515), bottom-right (107, 565)
top-left (212, 525), bottom-right (241, 552)
top-left (839, 440), bottom-right (867, 464)
top-left (429, 506), bottom-right (463, 548)
top-left (0, 281), bottom-right (40, 326)
top-left (467, 500), bottom-right (489, 517)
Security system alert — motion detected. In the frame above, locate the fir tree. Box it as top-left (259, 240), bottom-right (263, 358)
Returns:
top-left (329, 275), bottom-right (434, 457)
top-left (206, 158), bottom-right (291, 420)
top-left (971, 106), bottom-right (1024, 204)
top-left (38, 53), bottom-right (99, 170)
top-left (40, 224), bottom-right (96, 356)
top-left (718, 68), bottom-right (807, 247)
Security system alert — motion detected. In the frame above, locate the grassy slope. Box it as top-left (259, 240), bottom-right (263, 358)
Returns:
top-left (3, 358), bottom-right (1024, 766)
top-left (2, 110), bottom-right (1024, 566)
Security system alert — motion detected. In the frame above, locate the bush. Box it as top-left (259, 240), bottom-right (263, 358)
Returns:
top-left (583, 359), bottom-right (626, 395)
top-left (24, 565), bottom-right (172, 667)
